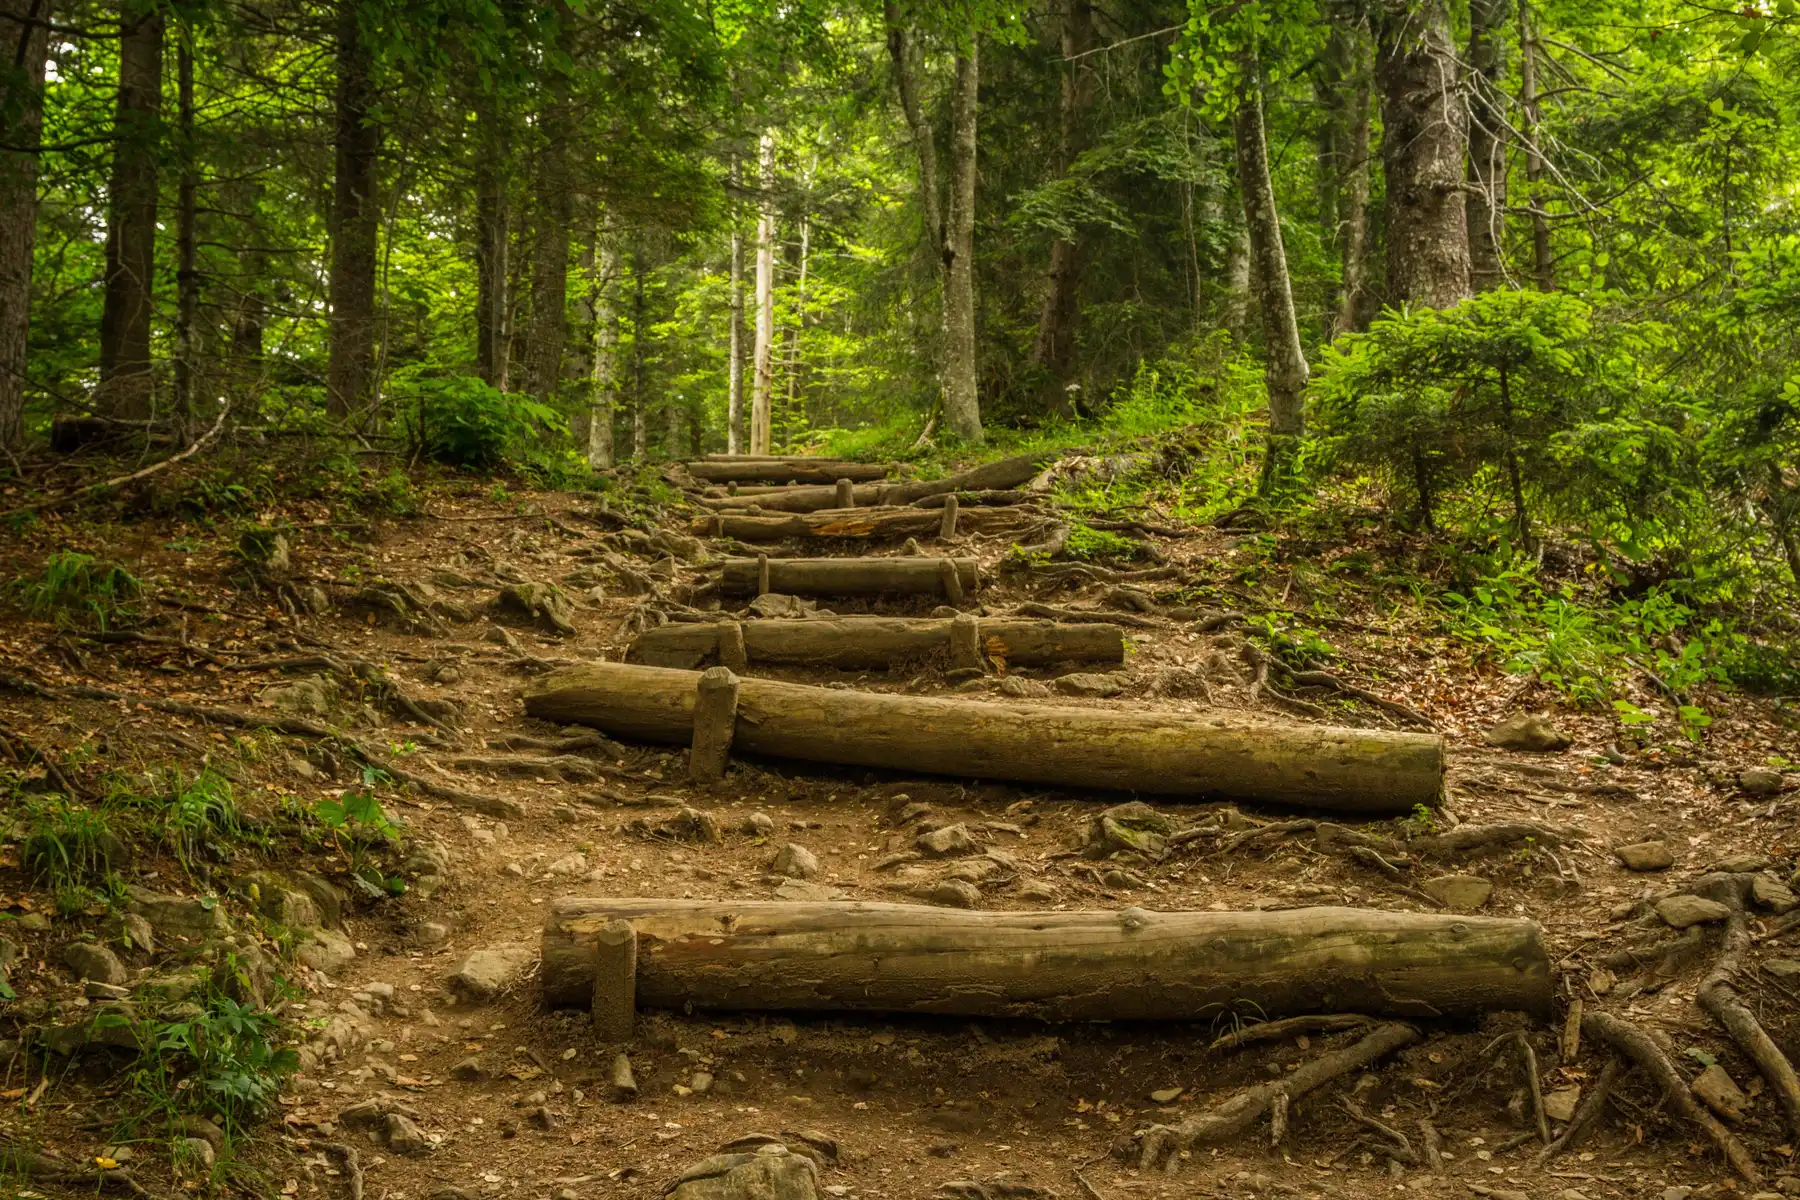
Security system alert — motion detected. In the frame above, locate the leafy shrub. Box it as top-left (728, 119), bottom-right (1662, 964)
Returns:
top-left (15, 550), bottom-right (140, 629)
top-left (406, 375), bottom-right (566, 471)
top-left (125, 969), bottom-right (298, 1138)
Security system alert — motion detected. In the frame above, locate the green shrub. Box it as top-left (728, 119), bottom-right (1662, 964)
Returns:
top-left (15, 550), bottom-right (140, 629)
top-left (406, 375), bottom-right (566, 471)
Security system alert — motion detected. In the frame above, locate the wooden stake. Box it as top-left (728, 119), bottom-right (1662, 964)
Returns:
top-left (835, 478), bottom-right (854, 509)
top-left (939, 493), bottom-right (959, 540)
top-left (591, 918), bottom-right (637, 1043)
top-left (938, 557), bottom-right (965, 605)
top-left (949, 613), bottom-right (982, 670)
top-left (756, 553), bottom-right (771, 597)
top-left (689, 666), bottom-right (740, 781)
top-left (717, 621), bottom-right (748, 670)
top-left (610, 1051), bottom-right (638, 1101)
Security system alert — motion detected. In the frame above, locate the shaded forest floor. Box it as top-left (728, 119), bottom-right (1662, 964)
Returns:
top-left (3, 440), bottom-right (1799, 1200)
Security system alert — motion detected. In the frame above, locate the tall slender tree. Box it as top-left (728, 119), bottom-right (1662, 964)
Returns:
top-left (327, 0), bottom-right (380, 417)
top-left (1516, 0), bottom-right (1553, 290)
top-left (1026, 0), bottom-right (1094, 417)
top-left (474, 89), bottom-right (511, 390)
top-left (173, 24), bottom-right (199, 438)
top-left (1466, 0), bottom-right (1511, 291)
top-left (751, 130), bottom-right (776, 454)
top-left (0, 0), bottom-right (52, 448)
top-left (523, 6), bottom-right (574, 402)
top-left (97, 0), bottom-right (165, 419)
top-left (940, 37), bottom-right (982, 444)
top-left (726, 156), bottom-right (745, 454)
top-left (1375, 0), bottom-right (1470, 309)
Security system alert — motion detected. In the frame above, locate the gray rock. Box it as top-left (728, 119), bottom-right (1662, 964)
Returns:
top-left (1692, 1063), bottom-right (1747, 1122)
top-left (997, 677), bottom-right (1052, 699)
top-left (1615, 840), bottom-right (1674, 871)
top-left (1543, 1085), bottom-right (1581, 1123)
top-left (450, 944), bottom-right (535, 1000)
top-left (1484, 712), bottom-right (1572, 752)
top-left (1657, 895), bottom-right (1732, 929)
top-left (105, 911), bottom-right (156, 955)
top-left (917, 825), bottom-right (976, 858)
top-left (748, 593), bottom-right (818, 620)
top-left (771, 843), bottom-right (822, 880)
top-left (1740, 767), bottom-right (1784, 796)
top-left (1715, 853), bottom-right (1772, 873)
top-left (919, 879), bottom-right (983, 908)
top-left (1755, 874), bottom-right (1799, 914)
top-left (1017, 879), bottom-right (1058, 903)
top-left (295, 929), bottom-right (356, 974)
top-left (126, 886), bottom-right (230, 940)
top-left (61, 941), bottom-right (128, 985)
top-left (495, 582), bottom-right (577, 635)
top-left (742, 812), bottom-right (777, 836)
top-left (1054, 672), bottom-right (1125, 698)
top-left (260, 674), bottom-right (338, 716)
top-left (1766, 959), bottom-right (1800, 979)
top-left (1422, 874), bottom-right (1493, 910)
top-left (1083, 802), bottom-right (1173, 861)
top-left (666, 1144), bottom-right (820, 1200)
top-left (386, 1112), bottom-right (430, 1155)
top-left (773, 879), bottom-right (843, 902)
top-left (178, 1136), bottom-right (216, 1172)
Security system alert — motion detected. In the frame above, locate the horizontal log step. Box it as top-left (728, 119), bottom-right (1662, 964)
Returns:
top-left (626, 616), bottom-right (1126, 671)
top-left (541, 898), bottom-right (1551, 1019)
top-left (522, 661), bottom-right (1445, 813)
top-left (717, 556), bottom-right (980, 598)
top-left (697, 454), bottom-right (1043, 513)
top-left (684, 460), bottom-right (889, 484)
top-left (698, 505), bottom-right (1029, 543)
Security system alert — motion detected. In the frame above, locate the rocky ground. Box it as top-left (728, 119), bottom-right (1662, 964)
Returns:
top-left (3, 449), bottom-right (1800, 1200)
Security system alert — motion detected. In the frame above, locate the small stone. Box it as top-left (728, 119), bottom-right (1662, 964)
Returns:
top-left (178, 1136), bottom-right (216, 1172)
top-left (742, 812), bottom-right (777, 836)
top-left (296, 929), bottom-right (357, 974)
top-left (1754, 874), bottom-right (1799, 914)
top-left (1765, 959), bottom-right (1800, 979)
top-left (528, 1106), bottom-right (555, 1130)
top-left (774, 879), bottom-right (842, 901)
top-left (747, 593), bottom-right (817, 619)
top-left (997, 677), bottom-right (1052, 699)
top-left (1422, 874), bottom-right (1493, 910)
top-left (495, 582), bottom-right (577, 636)
top-left (1775, 1177), bottom-right (1800, 1197)
top-left (106, 912), bottom-right (156, 955)
top-left (1054, 672), bottom-right (1125, 698)
top-left (1544, 1084), bottom-right (1581, 1123)
top-left (450, 1057), bottom-right (488, 1082)
top-left (919, 879), bottom-right (983, 908)
top-left (1716, 853), bottom-right (1773, 873)
top-left (1693, 1063), bottom-right (1748, 1122)
top-left (61, 941), bottom-right (129, 985)
top-left (927, 1143), bottom-right (959, 1158)
top-left (553, 806), bottom-right (578, 824)
top-left (1017, 879), bottom-right (1058, 902)
top-left (386, 1112), bottom-right (430, 1155)
top-left (1662, 1188), bottom-right (1694, 1200)
top-left (1740, 767), bottom-right (1784, 796)
top-left (1149, 1087), bottom-right (1182, 1104)
top-left (771, 843), bottom-right (822, 880)
top-left (1484, 712), bottom-right (1571, 752)
top-left (450, 944), bottom-right (535, 1000)
top-left (126, 886), bottom-right (230, 939)
top-left (545, 853), bottom-right (587, 876)
top-left (1656, 895), bottom-right (1732, 929)
top-left (414, 921), bottom-right (451, 946)
top-left (917, 824), bottom-right (976, 857)
top-left (1615, 840), bottom-right (1674, 871)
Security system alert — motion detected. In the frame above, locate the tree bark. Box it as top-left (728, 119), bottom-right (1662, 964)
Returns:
top-left (538, 899), bottom-right (1550, 1018)
top-left (474, 89), bottom-right (510, 390)
top-left (1517, 0), bottom-right (1553, 290)
top-left (524, 661), bottom-right (1446, 813)
top-left (587, 223), bottom-right (618, 468)
top-left (1232, 54), bottom-right (1308, 443)
top-left (327, 0), bottom-right (379, 417)
top-left (701, 503), bottom-right (1030, 544)
top-left (173, 27), bottom-right (198, 440)
top-left (1466, 0), bottom-right (1511, 292)
top-left (630, 235), bottom-right (647, 459)
top-left (690, 453), bottom-right (1038, 511)
top-left (1327, 8), bottom-right (1375, 335)
top-left (1375, 0), bottom-right (1470, 310)
top-left (0, 0), bottom-right (52, 448)
top-left (941, 40), bottom-right (983, 444)
top-left (684, 458), bottom-right (888, 484)
top-left (523, 17), bottom-right (573, 403)
top-left (727, 157), bottom-right (746, 454)
top-left (1026, 0), bottom-right (1094, 417)
top-left (750, 131), bottom-right (776, 455)
top-left (627, 615), bottom-right (1126, 671)
top-left (96, 0), bottom-right (164, 419)
top-left (716, 555), bottom-right (979, 598)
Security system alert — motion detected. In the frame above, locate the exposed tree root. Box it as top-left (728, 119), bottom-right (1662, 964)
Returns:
top-left (319, 1140), bottom-right (365, 1200)
top-left (1205, 1013), bottom-right (1372, 1055)
top-left (1539, 1056), bottom-right (1620, 1165)
top-left (1285, 669), bottom-right (1436, 730)
top-left (1483, 1030), bottom-right (1550, 1144)
top-left (1695, 874), bottom-right (1800, 1141)
top-left (0, 1139), bottom-right (150, 1195)
top-left (1013, 601), bottom-right (1161, 629)
top-left (1341, 1096), bottom-right (1416, 1164)
top-left (1126, 1022), bottom-right (1419, 1171)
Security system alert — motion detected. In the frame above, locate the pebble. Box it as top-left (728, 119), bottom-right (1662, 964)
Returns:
top-left (1615, 840), bottom-right (1674, 871)
top-left (1692, 1063), bottom-right (1747, 1122)
top-left (742, 812), bottom-right (777, 836)
top-left (771, 843), bottom-right (822, 880)
top-left (1484, 712), bottom-right (1571, 752)
top-left (917, 825), bottom-right (976, 857)
top-left (1422, 874), bottom-right (1493, 910)
top-left (1740, 767), bottom-right (1784, 796)
top-left (1656, 895), bottom-right (1732, 928)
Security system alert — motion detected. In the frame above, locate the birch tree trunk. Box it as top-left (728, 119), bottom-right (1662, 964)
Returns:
top-left (523, 17), bottom-right (573, 403)
top-left (1375, 0), bottom-right (1470, 310)
top-left (783, 163), bottom-right (812, 443)
top-left (1223, 213), bottom-right (1251, 341)
top-left (941, 40), bottom-right (983, 445)
top-left (726, 157), bottom-right (745, 454)
top-left (97, 0), bottom-right (164, 420)
top-left (1466, 0), bottom-right (1511, 292)
top-left (630, 237), bottom-right (647, 460)
top-left (587, 226), bottom-right (618, 468)
top-left (1231, 55), bottom-right (1308, 453)
top-left (327, 0), bottom-right (379, 417)
top-left (1517, 0), bottom-right (1554, 291)
top-left (750, 130), bottom-right (776, 455)
top-left (0, 0), bottom-right (53, 448)
top-left (474, 91), bottom-right (510, 390)
top-left (173, 28), bottom-right (198, 441)
top-left (1026, 0), bottom-right (1094, 418)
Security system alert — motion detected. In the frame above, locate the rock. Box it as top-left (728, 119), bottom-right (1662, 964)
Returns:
top-left (773, 880), bottom-right (843, 901)
top-left (414, 921), bottom-right (451, 946)
top-left (919, 879), bottom-right (983, 908)
top-left (665, 1144), bottom-right (820, 1200)
top-left (553, 805), bottom-right (577, 823)
top-left (545, 853), bottom-right (588, 877)
top-left (495, 582), bottom-right (577, 635)
top-left (85, 980), bottom-right (130, 1001)
top-left (1054, 672), bottom-right (1125, 698)
top-left (450, 944), bottom-right (534, 1000)
top-left (1615, 840), bottom-right (1674, 871)
top-left (1484, 712), bottom-right (1571, 752)
top-left (178, 1136), bottom-right (216, 1172)
top-left (16, 912), bottom-right (49, 932)
top-left (1754, 874), bottom-right (1799, 914)
top-left (61, 941), bottom-right (128, 985)
top-left (1765, 959), bottom-right (1800, 979)
top-left (105, 912), bottom-right (156, 955)
top-left (771, 843), bottom-right (822, 880)
top-left (1740, 767), bottom-right (1784, 796)
top-left (260, 675), bottom-right (337, 716)
top-left (1544, 1085), bottom-right (1581, 1123)
top-left (742, 812), bottom-right (777, 836)
top-left (386, 1112), bottom-right (430, 1155)
top-left (1715, 853), bottom-right (1772, 873)
top-left (1777, 1177), bottom-right (1800, 1197)
top-left (450, 1056), bottom-right (488, 1082)
top-left (1017, 879), bottom-right (1058, 902)
top-left (528, 1105), bottom-right (555, 1130)
top-left (917, 824), bottom-right (976, 858)
top-left (691, 1071), bottom-right (714, 1095)
top-left (295, 929), bottom-right (357, 974)
top-left (126, 886), bottom-right (230, 940)
top-left (1662, 1188), bottom-right (1694, 1200)
top-left (748, 593), bottom-right (818, 620)
top-left (1422, 874), bottom-right (1493, 910)
top-left (1657, 895), bottom-right (1732, 929)
top-left (997, 676), bottom-right (1052, 698)
top-left (654, 807), bottom-right (723, 844)
top-left (1083, 802), bottom-right (1173, 861)
top-left (1148, 1087), bottom-right (1182, 1104)
top-left (1692, 1063), bottom-right (1748, 1122)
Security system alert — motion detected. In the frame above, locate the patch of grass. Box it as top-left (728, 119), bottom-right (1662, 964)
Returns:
top-left (14, 550), bottom-right (140, 629)
top-left (1063, 522), bottom-right (1142, 561)
top-left (16, 794), bottom-right (127, 912)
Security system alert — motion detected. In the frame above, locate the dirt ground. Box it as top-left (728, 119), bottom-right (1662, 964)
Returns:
top-left (4, 455), bottom-right (1799, 1200)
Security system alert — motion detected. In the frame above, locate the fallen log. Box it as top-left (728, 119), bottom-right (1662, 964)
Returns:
top-left (698, 504), bottom-right (1029, 543)
top-left (684, 459), bottom-right (889, 485)
top-left (626, 616), bottom-right (1127, 670)
top-left (718, 556), bottom-right (980, 598)
top-left (523, 662), bottom-right (1445, 813)
top-left (539, 898), bottom-right (1551, 1016)
top-left (695, 454), bottom-right (1043, 513)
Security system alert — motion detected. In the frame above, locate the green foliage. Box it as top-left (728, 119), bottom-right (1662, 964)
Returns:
top-left (18, 795), bottom-right (122, 905)
top-left (1062, 522), bottom-right (1141, 561)
top-left (405, 375), bottom-right (567, 472)
top-left (147, 771), bottom-right (262, 874)
top-left (312, 774), bottom-right (406, 898)
top-left (14, 551), bottom-right (140, 629)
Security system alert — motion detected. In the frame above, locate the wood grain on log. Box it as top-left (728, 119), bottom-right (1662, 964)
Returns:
top-left (702, 504), bottom-right (1027, 543)
top-left (686, 460), bottom-right (889, 484)
top-left (524, 662), bottom-right (1445, 812)
top-left (627, 616), bottom-right (1127, 671)
top-left (540, 899), bottom-right (1551, 1017)
top-left (718, 556), bottom-right (980, 598)
top-left (695, 454), bottom-right (1041, 513)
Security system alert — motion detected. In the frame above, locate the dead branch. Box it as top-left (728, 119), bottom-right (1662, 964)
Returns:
top-left (1539, 1056), bottom-right (1620, 1165)
top-left (1341, 1096), bottom-right (1417, 1164)
top-left (1014, 601), bottom-right (1161, 629)
top-left (1286, 669), bottom-right (1436, 730)
top-left (1695, 874), bottom-right (1800, 1141)
top-left (1206, 1013), bottom-right (1373, 1054)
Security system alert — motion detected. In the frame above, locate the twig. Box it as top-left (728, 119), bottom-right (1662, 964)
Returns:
top-left (1285, 669), bottom-right (1437, 730)
top-left (0, 398), bottom-right (232, 520)
top-left (1206, 1013), bottom-right (1372, 1054)
top-left (1341, 1096), bottom-right (1417, 1164)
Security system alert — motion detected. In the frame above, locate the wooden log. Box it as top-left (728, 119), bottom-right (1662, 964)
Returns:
top-left (693, 454), bottom-right (1043, 514)
top-left (834, 478), bottom-right (855, 508)
top-left (591, 919), bottom-right (637, 1043)
top-left (949, 613), bottom-right (982, 670)
top-left (685, 460), bottom-right (889, 484)
top-left (539, 899), bottom-right (1552, 1018)
top-left (523, 662), bottom-right (1445, 813)
top-left (755, 553), bottom-right (770, 597)
top-left (938, 557), bottom-right (965, 604)
top-left (689, 667), bottom-right (739, 782)
top-left (719, 556), bottom-right (980, 598)
top-left (700, 504), bottom-right (1027, 543)
top-left (940, 494), bottom-right (959, 539)
top-left (627, 616), bottom-right (1127, 671)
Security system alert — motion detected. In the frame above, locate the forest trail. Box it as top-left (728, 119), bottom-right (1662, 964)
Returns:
top-left (3, 452), bottom-right (1798, 1200)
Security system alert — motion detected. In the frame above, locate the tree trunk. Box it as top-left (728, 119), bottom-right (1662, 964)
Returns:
top-left (1330, 10), bottom-right (1375, 335)
top-left (684, 458), bottom-right (889, 484)
top-left (1026, 0), bottom-right (1094, 417)
top-left (0, 0), bottom-right (52, 448)
top-left (539, 898), bottom-right (1551, 1019)
top-left (726, 158), bottom-right (745, 454)
top-left (784, 184), bottom-right (811, 444)
top-left (524, 661), bottom-right (1446, 814)
top-left (1375, 0), bottom-right (1470, 310)
top-left (883, 1), bottom-right (942, 260)
top-left (627, 615), bottom-right (1125, 671)
top-left (750, 131), bottom-right (776, 455)
top-left (1517, 0), bottom-right (1553, 290)
top-left (1223, 210), bottom-right (1251, 340)
top-left (1232, 54), bottom-right (1308, 446)
top-left (474, 90), bottom-right (510, 390)
top-left (1466, 0), bottom-right (1511, 292)
top-left (717, 555), bottom-right (979, 599)
top-left (523, 25), bottom-right (572, 403)
top-left (327, 0), bottom-right (379, 417)
top-left (96, 0), bottom-right (164, 419)
top-left (941, 41), bottom-right (983, 444)
top-left (630, 237), bottom-right (647, 460)
top-left (587, 224), bottom-right (617, 468)
top-left (173, 28), bottom-right (198, 441)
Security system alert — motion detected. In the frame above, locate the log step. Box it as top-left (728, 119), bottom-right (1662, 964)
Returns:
top-left (698, 504), bottom-right (1028, 543)
top-left (626, 616), bottom-right (1127, 671)
top-left (718, 556), bottom-right (979, 599)
top-left (522, 661), bottom-right (1445, 813)
top-left (695, 454), bottom-right (1044, 513)
top-left (684, 459), bottom-right (890, 485)
top-left (541, 898), bottom-right (1551, 1019)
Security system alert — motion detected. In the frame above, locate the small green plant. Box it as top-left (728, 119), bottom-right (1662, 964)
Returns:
top-left (157, 771), bottom-right (261, 872)
top-left (1063, 521), bottom-right (1141, 561)
top-left (312, 772), bottom-right (405, 897)
top-left (14, 550), bottom-right (140, 629)
top-left (405, 374), bottom-right (565, 471)
top-left (1398, 803), bottom-right (1437, 838)
top-left (19, 795), bottom-right (123, 905)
